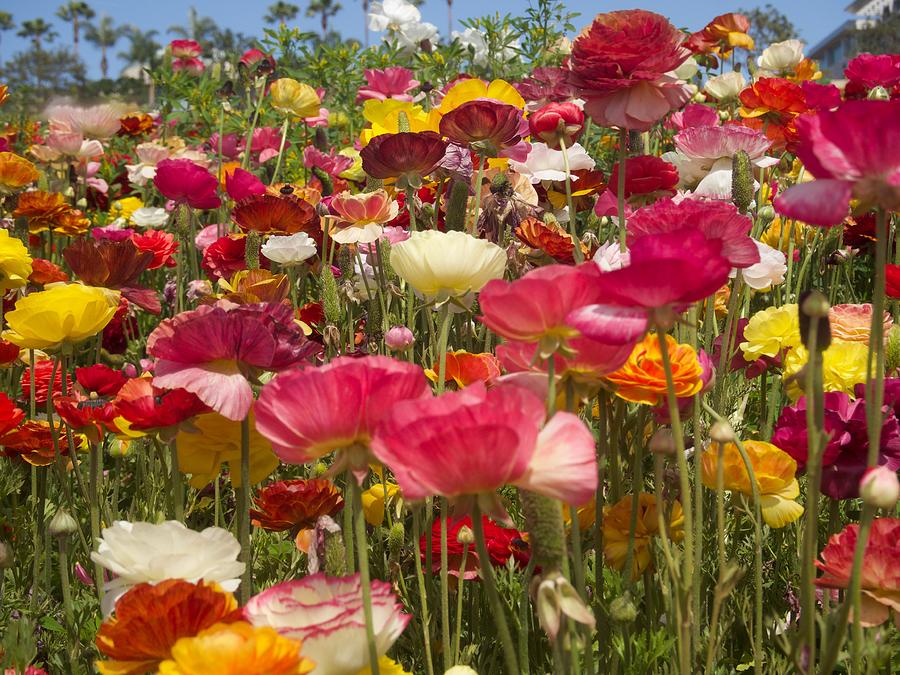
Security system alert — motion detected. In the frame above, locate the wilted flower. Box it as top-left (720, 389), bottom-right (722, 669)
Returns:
top-left (603, 493), bottom-right (684, 580)
top-left (243, 573), bottom-right (410, 675)
top-left (91, 520), bottom-right (245, 616)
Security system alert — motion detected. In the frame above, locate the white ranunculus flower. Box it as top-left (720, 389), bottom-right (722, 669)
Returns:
top-left (730, 239), bottom-right (786, 290)
top-left (672, 56), bottom-right (699, 82)
top-left (391, 230), bottom-right (506, 306)
top-left (757, 39), bottom-right (805, 73)
top-left (394, 20), bottom-right (439, 51)
top-left (509, 142), bottom-right (595, 184)
top-left (593, 241), bottom-right (630, 272)
top-left (91, 520), bottom-right (244, 615)
top-left (131, 206), bottom-right (170, 228)
top-left (368, 0), bottom-right (421, 32)
top-left (260, 232), bottom-right (318, 265)
top-left (704, 71), bottom-right (746, 100)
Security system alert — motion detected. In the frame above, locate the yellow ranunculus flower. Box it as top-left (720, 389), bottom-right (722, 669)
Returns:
top-left (783, 342), bottom-right (871, 401)
top-left (355, 657), bottom-right (412, 675)
top-left (359, 99), bottom-right (440, 146)
top-left (739, 304), bottom-right (800, 361)
top-left (437, 78), bottom-right (525, 114)
top-left (175, 409), bottom-right (278, 488)
top-left (158, 622), bottom-right (314, 675)
top-left (269, 78), bottom-right (321, 118)
top-left (361, 482), bottom-right (400, 526)
top-left (338, 147), bottom-right (365, 182)
top-left (390, 230), bottom-right (506, 303)
top-left (109, 196), bottom-right (144, 223)
top-left (760, 217), bottom-right (811, 253)
top-left (0, 229), bottom-right (33, 292)
top-left (702, 440), bottom-right (804, 528)
top-left (2, 283), bottom-right (118, 351)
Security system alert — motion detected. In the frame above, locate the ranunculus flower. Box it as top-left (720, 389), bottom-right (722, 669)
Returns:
top-left (91, 520), bottom-right (245, 616)
top-left (732, 239), bottom-right (786, 290)
top-left (627, 198), bottom-right (758, 269)
top-left (232, 192), bottom-right (320, 239)
top-left (0, 152), bottom-right (40, 195)
top-left (132, 229), bottom-right (179, 270)
top-left (372, 383), bottom-right (598, 515)
top-left (509, 142), bottom-right (595, 183)
top-left (783, 342), bottom-right (870, 401)
top-left (154, 159), bottom-right (221, 210)
top-left (739, 304), bottom-right (799, 361)
top-left (685, 13), bottom-right (754, 55)
top-left (757, 39), bottom-right (805, 74)
top-left (63, 238), bottom-right (159, 313)
top-left (738, 77), bottom-right (809, 151)
top-left (605, 332), bottom-right (704, 405)
top-left (202, 234), bottom-right (269, 281)
top-left (528, 101), bottom-right (584, 149)
top-left (147, 301), bottom-right (314, 421)
top-left (815, 518), bottom-right (900, 627)
top-left (251, 479), bottom-right (344, 533)
top-left (255, 355), bottom-right (431, 468)
top-left (46, 102), bottom-right (126, 140)
top-left (225, 167), bottom-right (267, 202)
top-left (0, 228), bottom-right (32, 292)
top-left (113, 377), bottom-right (209, 438)
top-left (169, 39), bottom-right (201, 59)
top-left (666, 103), bottom-right (720, 131)
top-left (419, 515), bottom-right (529, 579)
top-left (243, 573), bottom-right (410, 675)
top-left (3, 284), bottom-right (118, 351)
top-left (390, 230), bottom-right (506, 305)
top-left (327, 189), bottom-right (399, 244)
top-left (772, 391), bottom-right (900, 499)
top-left (360, 131), bottom-right (448, 188)
top-left (514, 216), bottom-right (591, 264)
top-left (425, 350), bottom-right (502, 389)
top-left (702, 440), bottom-right (804, 528)
top-left (569, 10), bottom-right (692, 130)
top-left (261, 232), bottom-right (318, 266)
top-left (356, 66), bottom-right (420, 102)
top-left (608, 155), bottom-right (678, 203)
top-left (603, 493), bottom-right (683, 580)
top-left (829, 303), bottom-right (892, 344)
top-left (269, 78), bottom-right (321, 118)
top-left (843, 53), bottom-right (900, 100)
top-left (703, 71), bottom-right (747, 100)
top-left (774, 99), bottom-right (900, 226)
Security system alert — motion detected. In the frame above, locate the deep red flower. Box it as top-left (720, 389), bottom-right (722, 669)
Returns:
top-left (153, 158), bottom-right (221, 210)
top-left (887, 264), bottom-right (900, 299)
top-left (132, 229), bottom-right (179, 270)
top-left (21, 360), bottom-right (72, 408)
top-left (232, 193), bottom-right (320, 240)
top-left (76, 364), bottom-right (128, 396)
top-left (63, 238), bottom-right (159, 314)
top-left (250, 479), bottom-right (344, 533)
top-left (28, 258), bottom-right (69, 285)
top-left (0, 420), bottom-right (60, 466)
top-left (608, 155), bottom-right (678, 201)
top-left (113, 377), bottom-right (209, 438)
top-left (569, 10), bottom-right (692, 130)
top-left (0, 338), bottom-right (20, 365)
top-left (102, 297), bottom-right (137, 355)
top-left (528, 102), bottom-right (584, 149)
top-left (202, 234), bottom-right (269, 281)
top-left (52, 366), bottom-right (128, 442)
top-left (439, 100), bottom-right (526, 155)
top-left (118, 113), bottom-right (154, 137)
top-left (419, 515), bottom-right (529, 579)
top-left (360, 132), bottom-right (448, 187)
top-left (0, 392), bottom-right (24, 437)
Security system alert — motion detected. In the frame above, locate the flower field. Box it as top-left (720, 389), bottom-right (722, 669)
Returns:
top-left (0, 3), bottom-right (898, 673)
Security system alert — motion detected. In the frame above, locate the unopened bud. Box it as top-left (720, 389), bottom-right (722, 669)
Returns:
top-left (397, 111), bottom-right (411, 133)
top-left (867, 86), bottom-right (890, 101)
top-left (444, 667), bottom-right (479, 675)
top-left (800, 289), bottom-right (830, 318)
top-left (650, 429), bottom-right (676, 456)
top-left (731, 150), bottom-right (754, 214)
top-left (320, 266), bottom-right (342, 324)
top-left (456, 525), bottom-right (475, 545)
top-left (610, 593), bottom-right (637, 623)
top-left (388, 522), bottom-right (405, 556)
top-left (709, 421), bottom-right (735, 444)
top-left (244, 231), bottom-right (260, 270)
top-left (49, 509), bottom-right (78, 538)
top-left (886, 326), bottom-right (900, 373)
top-left (313, 461), bottom-right (328, 477)
top-left (385, 326), bottom-right (415, 352)
top-left (860, 466), bottom-right (899, 509)
top-left (757, 204), bottom-right (775, 222)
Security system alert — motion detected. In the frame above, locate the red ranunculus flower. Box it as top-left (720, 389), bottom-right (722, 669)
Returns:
top-left (21, 360), bottom-right (73, 408)
top-left (360, 131), bottom-right (448, 188)
top-left (153, 158), bottom-right (221, 210)
top-left (28, 258), bottom-right (69, 285)
top-left (132, 229), bottom-right (178, 270)
top-left (419, 515), bottom-right (530, 579)
top-left (251, 479), bottom-right (344, 533)
top-left (232, 192), bottom-right (320, 241)
top-left (528, 102), bottom-right (584, 149)
top-left (886, 264), bottom-right (900, 299)
top-left (113, 377), bottom-right (209, 439)
top-left (608, 155), bottom-right (678, 202)
top-left (0, 392), bottom-right (24, 437)
top-left (844, 53), bottom-right (900, 100)
top-left (738, 77), bottom-right (809, 151)
top-left (439, 100), bottom-right (526, 156)
top-left (202, 234), bottom-right (269, 281)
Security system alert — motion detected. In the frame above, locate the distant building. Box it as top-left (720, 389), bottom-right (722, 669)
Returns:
top-left (808, 0), bottom-right (896, 78)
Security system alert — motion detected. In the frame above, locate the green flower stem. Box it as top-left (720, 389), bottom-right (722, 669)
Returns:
top-left (452, 542), bottom-right (470, 665)
top-left (616, 128), bottom-right (628, 253)
top-left (471, 502), bottom-right (519, 675)
top-left (471, 157), bottom-right (486, 234)
top-left (169, 439), bottom-right (183, 521)
top-left (557, 136), bottom-right (583, 263)
top-left (440, 498), bottom-right (451, 670)
top-left (412, 509), bottom-right (436, 675)
top-left (241, 78), bottom-right (267, 171)
top-left (621, 408), bottom-right (646, 588)
top-left (435, 304), bottom-right (452, 395)
top-left (271, 117), bottom-right (291, 185)
top-left (56, 534), bottom-right (78, 660)
top-left (239, 414), bottom-right (252, 604)
top-left (351, 479), bottom-right (381, 675)
top-left (406, 186), bottom-right (418, 233)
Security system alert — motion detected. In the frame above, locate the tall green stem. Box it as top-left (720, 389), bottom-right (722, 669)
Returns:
top-left (239, 415), bottom-right (252, 604)
top-left (351, 480), bottom-right (381, 675)
top-left (557, 136), bottom-right (583, 263)
top-left (271, 117), bottom-right (291, 184)
top-left (412, 509), bottom-right (436, 675)
top-left (616, 128), bottom-right (628, 253)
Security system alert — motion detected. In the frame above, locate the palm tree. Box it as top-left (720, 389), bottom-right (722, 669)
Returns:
top-left (0, 12), bottom-right (14, 60)
top-left (17, 18), bottom-right (57, 51)
top-left (306, 0), bottom-right (342, 38)
top-left (168, 7), bottom-right (219, 50)
top-left (446, 0), bottom-right (453, 37)
top-left (56, 1), bottom-right (95, 56)
top-left (265, 2), bottom-right (300, 26)
top-left (118, 26), bottom-right (161, 72)
top-left (85, 14), bottom-right (125, 79)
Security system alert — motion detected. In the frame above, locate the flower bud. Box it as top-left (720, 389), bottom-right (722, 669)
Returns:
top-left (528, 102), bottom-right (585, 150)
top-left (456, 525), bottom-right (475, 545)
top-left (444, 179), bottom-right (470, 232)
top-left (610, 593), bottom-right (637, 623)
top-left (650, 428), bottom-right (676, 456)
top-left (867, 86), bottom-right (890, 101)
top-left (731, 150), bottom-right (754, 214)
top-left (444, 668), bottom-right (479, 675)
top-left (385, 326), bottom-right (415, 352)
top-left (388, 522), bottom-right (405, 556)
top-left (49, 509), bottom-right (78, 538)
top-left (709, 421), bottom-right (735, 444)
top-left (320, 265), bottom-right (342, 325)
top-left (860, 466), bottom-right (899, 509)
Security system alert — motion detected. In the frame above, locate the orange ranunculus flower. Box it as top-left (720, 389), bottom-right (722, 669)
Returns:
top-left (738, 78), bottom-right (808, 150)
top-left (701, 440), bottom-right (804, 528)
top-left (686, 13), bottom-right (754, 55)
top-left (425, 350), bottom-right (502, 389)
top-left (216, 269), bottom-right (290, 305)
top-left (118, 113), bottom-right (154, 137)
top-left (95, 580), bottom-right (241, 675)
top-left (29, 258), bottom-right (70, 285)
top-left (251, 478), bottom-right (344, 533)
top-left (602, 493), bottom-right (684, 580)
top-left (0, 152), bottom-right (40, 195)
top-left (232, 192), bottom-right (321, 240)
top-left (1, 419), bottom-right (61, 466)
top-left (606, 333), bottom-right (704, 405)
top-left (829, 304), bottom-right (892, 344)
top-left (791, 58), bottom-right (822, 82)
top-left (157, 622), bottom-right (314, 675)
top-left (54, 208), bottom-right (92, 237)
top-left (515, 216), bottom-right (590, 264)
top-left (12, 191), bottom-right (71, 233)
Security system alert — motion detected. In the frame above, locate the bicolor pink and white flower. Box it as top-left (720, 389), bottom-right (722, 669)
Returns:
top-left (327, 189), bottom-right (399, 244)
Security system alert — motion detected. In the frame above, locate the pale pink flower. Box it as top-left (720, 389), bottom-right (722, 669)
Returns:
top-left (327, 189), bottom-right (399, 244)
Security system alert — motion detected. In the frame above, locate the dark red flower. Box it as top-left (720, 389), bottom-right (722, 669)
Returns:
top-left (118, 113), bottom-right (154, 137)
top-left (63, 238), bottom-right (159, 314)
top-left (0, 420), bottom-right (60, 466)
top-left (153, 158), bottom-right (221, 210)
top-left (360, 132), bottom-right (448, 187)
top-left (232, 193), bottom-right (320, 240)
top-left (102, 298), bottom-right (137, 355)
top-left (609, 155), bottom-right (679, 201)
top-left (439, 100), bottom-right (526, 155)
top-left (131, 229), bottom-right (179, 270)
top-left (250, 479), bottom-right (344, 533)
top-left (0, 392), bottom-right (24, 437)
top-left (528, 102), bottom-right (584, 149)
top-left (0, 339), bottom-right (20, 365)
top-left (419, 515), bottom-right (529, 579)
top-left (201, 234), bottom-right (269, 281)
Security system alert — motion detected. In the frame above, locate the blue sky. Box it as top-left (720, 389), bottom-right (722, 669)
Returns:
top-left (1, 0), bottom-right (853, 78)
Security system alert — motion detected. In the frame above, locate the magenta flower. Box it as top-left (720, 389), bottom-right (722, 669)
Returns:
top-left (772, 391), bottom-right (900, 499)
top-left (303, 146), bottom-right (354, 177)
top-left (627, 199), bottom-right (760, 268)
top-left (371, 383), bottom-right (598, 519)
top-left (666, 104), bottom-right (720, 131)
top-left (169, 39), bottom-right (201, 59)
top-left (254, 355), bottom-right (432, 467)
top-left (844, 53), bottom-right (900, 99)
top-left (774, 100), bottom-right (900, 225)
top-left (225, 167), bottom-right (266, 202)
top-left (147, 301), bottom-right (314, 421)
top-left (153, 159), bottom-right (221, 210)
top-left (496, 338), bottom-right (635, 387)
top-left (356, 67), bottom-right (420, 102)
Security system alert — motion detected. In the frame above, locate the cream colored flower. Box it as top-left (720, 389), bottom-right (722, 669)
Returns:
top-left (390, 230), bottom-right (506, 305)
top-left (757, 39), bottom-right (805, 74)
top-left (704, 71), bottom-right (746, 100)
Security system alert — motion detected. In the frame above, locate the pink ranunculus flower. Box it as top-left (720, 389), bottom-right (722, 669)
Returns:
top-left (254, 355), bottom-right (432, 469)
top-left (371, 383), bottom-right (598, 519)
top-left (243, 573), bottom-right (410, 675)
top-left (225, 167), bottom-right (266, 202)
top-left (666, 103), bottom-right (720, 131)
top-left (328, 189), bottom-right (399, 245)
top-left (153, 158), bottom-right (221, 210)
top-left (303, 146), bottom-right (354, 177)
top-left (626, 198), bottom-right (759, 269)
top-left (356, 66), bottom-right (420, 103)
top-left (172, 57), bottom-right (205, 75)
top-left (774, 100), bottom-right (900, 226)
top-left (46, 102), bottom-right (125, 140)
top-left (147, 301), bottom-right (315, 421)
top-left (496, 337), bottom-right (635, 389)
top-left (46, 130), bottom-right (85, 156)
top-left (247, 127), bottom-right (287, 164)
top-left (169, 39), bottom-right (202, 59)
